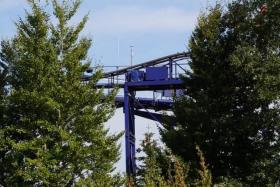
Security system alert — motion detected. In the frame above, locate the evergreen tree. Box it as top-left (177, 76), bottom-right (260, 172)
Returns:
top-left (0, 0), bottom-right (121, 186)
top-left (0, 47), bottom-right (8, 184)
top-left (135, 132), bottom-right (190, 187)
top-left (135, 132), bottom-right (213, 187)
top-left (161, 0), bottom-right (280, 185)
top-left (0, 56), bottom-right (7, 134)
top-left (136, 132), bottom-right (169, 187)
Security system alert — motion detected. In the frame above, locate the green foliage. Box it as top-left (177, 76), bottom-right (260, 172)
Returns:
top-left (0, 57), bottom-right (7, 136)
top-left (214, 177), bottom-right (243, 187)
top-left (0, 0), bottom-right (121, 186)
top-left (135, 132), bottom-right (213, 187)
top-left (0, 62), bottom-right (7, 97)
top-left (193, 146), bottom-right (212, 187)
top-left (161, 0), bottom-right (280, 186)
top-left (136, 132), bottom-right (170, 187)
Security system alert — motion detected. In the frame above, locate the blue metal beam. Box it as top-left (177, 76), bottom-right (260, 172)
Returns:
top-left (115, 96), bottom-right (174, 111)
top-left (124, 84), bottom-right (136, 176)
top-left (96, 83), bottom-right (124, 89)
top-left (93, 74), bottom-right (184, 90)
top-left (126, 79), bottom-right (184, 91)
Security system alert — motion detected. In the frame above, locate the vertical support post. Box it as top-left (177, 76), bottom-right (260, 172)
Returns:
top-left (107, 78), bottom-right (110, 95)
top-left (124, 83), bottom-right (136, 177)
top-left (169, 59), bottom-right (173, 79)
top-left (175, 62), bottom-right (178, 78)
top-left (116, 66), bottom-right (119, 84)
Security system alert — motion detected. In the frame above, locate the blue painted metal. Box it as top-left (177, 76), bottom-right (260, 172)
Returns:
top-left (127, 70), bottom-right (145, 82)
top-left (146, 66), bottom-right (168, 81)
top-left (126, 79), bottom-right (184, 91)
top-left (134, 110), bottom-right (163, 123)
top-left (169, 60), bottom-right (173, 79)
top-left (124, 78), bottom-right (185, 177)
top-left (102, 52), bottom-right (189, 79)
top-left (115, 96), bottom-right (173, 111)
top-left (96, 83), bottom-right (124, 88)
top-left (122, 56), bottom-right (187, 177)
top-left (86, 52), bottom-right (189, 177)
top-left (124, 83), bottom-right (136, 176)
top-left (95, 79), bottom-right (184, 90)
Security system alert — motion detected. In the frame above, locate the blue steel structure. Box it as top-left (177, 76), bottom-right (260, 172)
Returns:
top-left (84, 52), bottom-right (189, 177)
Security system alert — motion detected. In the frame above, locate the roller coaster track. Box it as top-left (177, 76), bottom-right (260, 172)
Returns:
top-left (103, 52), bottom-right (189, 78)
top-left (82, 52), bottom-right (190, 82)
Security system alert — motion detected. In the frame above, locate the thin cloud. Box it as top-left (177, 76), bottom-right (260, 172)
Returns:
top-left (86, 6), bottom-right (198, 34)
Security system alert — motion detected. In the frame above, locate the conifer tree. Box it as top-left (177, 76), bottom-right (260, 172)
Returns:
top-left (0, 59), bottom-right (7, 131)
top-left (136, 133), bottom-right (169, 187)
top-left (161, 0), bottom-right (280, 185)
top-left (0, 53), bottom-right (8, 184)
top-left (136, 132), bottom-right (189, 187)
top-left (0, 0), bottom-right (121, 186)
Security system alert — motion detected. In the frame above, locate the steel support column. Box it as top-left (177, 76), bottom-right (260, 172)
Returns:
top-left (124, 83), bottom-right (136, 176)
top-left (169, 59), bottom-right (173, 79)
